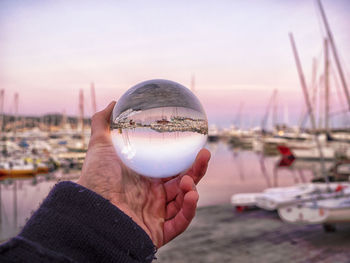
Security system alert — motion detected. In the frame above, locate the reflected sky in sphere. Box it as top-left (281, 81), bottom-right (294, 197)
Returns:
top-left (111, 79), bottom-right (208, 178)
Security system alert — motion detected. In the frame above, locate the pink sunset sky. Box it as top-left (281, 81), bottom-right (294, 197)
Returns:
top-left (0, 0), bottom-right (349, 128)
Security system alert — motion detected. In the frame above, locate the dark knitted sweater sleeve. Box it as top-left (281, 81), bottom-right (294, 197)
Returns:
top-left (0, 181), bottom-right (156, 263)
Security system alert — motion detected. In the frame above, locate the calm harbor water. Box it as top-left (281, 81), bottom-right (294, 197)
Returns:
top-left (198, 141), bottom-right (315, 206)
top-left (0, 140), bottom-right (317, 242)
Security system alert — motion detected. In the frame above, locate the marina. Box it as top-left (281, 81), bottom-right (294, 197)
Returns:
top-left (1, 136), bottom-right (350, 240)
top-left (1, 0), bottom-right (350, 261)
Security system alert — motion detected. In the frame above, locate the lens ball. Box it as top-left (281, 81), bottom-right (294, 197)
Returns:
top-left (111, 79), bottom-right (208, 178)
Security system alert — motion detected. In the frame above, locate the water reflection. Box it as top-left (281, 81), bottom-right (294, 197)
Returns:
top-left (198, 140), bottom-right (315, 207)
top-left (0, 171), bottom-right (80, 242)
top-left (0, 140), bottom-right (330, 241)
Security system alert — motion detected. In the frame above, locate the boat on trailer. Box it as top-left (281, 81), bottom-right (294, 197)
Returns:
top-left (231, 192), bottom-right (264, 208)
top-left (255, 184), bottom-right (319, 211)
top-left (231, 184), bottom-right (318, 210)
top-left (231, 183), bottom-right (350, 211)
top-left (278, 189), bottom-right (350, 224)
top-left (256, 183), bottom-right (350, 211)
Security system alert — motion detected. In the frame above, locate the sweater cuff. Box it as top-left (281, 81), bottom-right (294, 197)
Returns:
top-left (19, 181), bottom-right (156, 262)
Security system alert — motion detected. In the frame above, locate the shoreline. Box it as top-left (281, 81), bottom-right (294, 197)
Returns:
top-left (157, 204), bottom-right (350, 262)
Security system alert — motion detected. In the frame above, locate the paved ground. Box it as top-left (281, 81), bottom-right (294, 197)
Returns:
top-left (156, 205), bottom-right (350, 263)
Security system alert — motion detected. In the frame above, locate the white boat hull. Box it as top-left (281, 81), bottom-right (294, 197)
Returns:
top-left (279, 198), bottom-right (350, 224)
top-left (231, 193), bottom-right (263, 207)
top-left (256, 184), bottom-right (317, 211)
top-left (292, 147), bottom-right (335, 160)
top-left (256, 183), bottom-right (350, 211)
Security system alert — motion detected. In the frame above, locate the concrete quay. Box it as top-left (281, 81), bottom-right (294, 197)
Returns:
top-left (157, 204), bottom-right (350, 263)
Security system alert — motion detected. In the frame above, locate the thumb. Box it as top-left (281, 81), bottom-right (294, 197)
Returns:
top-left (91, 101), bottom-right (116, 136)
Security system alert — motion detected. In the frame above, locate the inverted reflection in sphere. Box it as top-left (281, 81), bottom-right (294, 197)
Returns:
top-left (111, 79), bottom-right (208, 178)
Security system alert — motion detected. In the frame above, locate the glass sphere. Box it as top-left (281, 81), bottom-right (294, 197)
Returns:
top-left (111, 79), bottom-right (208, 178)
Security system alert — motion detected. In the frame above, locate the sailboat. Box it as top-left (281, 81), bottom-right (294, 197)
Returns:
top-left (278, 188), bottom-right (350, 224)
top-left (208, 125), bottom-right (219, 142)
top-left (256, 183), bottom-right (349, 211)
top-left (277, 0), bottom-right (350, 227)
top-left (0, 160), bottom-right (36, 177)
top-left (277, 145), bottom-right (335, 160)
top-left (231, 182), bottom-right (350, 211)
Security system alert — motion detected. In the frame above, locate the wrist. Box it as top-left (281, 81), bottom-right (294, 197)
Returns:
top-left (20, 181), bottom-right (157, 262)
top-left (77, 177), bottom-right (158, 246)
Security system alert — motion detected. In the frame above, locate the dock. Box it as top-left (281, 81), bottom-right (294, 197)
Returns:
top-left (157, 204), bottom-right (350, 263)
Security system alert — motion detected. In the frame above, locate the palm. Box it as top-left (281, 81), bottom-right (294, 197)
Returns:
top-left (78, 102), bottom-right (210, 248)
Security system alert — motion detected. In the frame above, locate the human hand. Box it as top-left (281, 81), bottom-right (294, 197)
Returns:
top-left (78, 101), bottom-right (211, 248)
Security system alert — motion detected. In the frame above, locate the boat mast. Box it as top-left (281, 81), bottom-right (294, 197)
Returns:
top-left (234, 102), bottom-right (244, 128)
top-left (298, 58), bottom-right (318, 131)
top-left (289, 33), bottom-right (328, 184)
top-left (14, 93), bottom-right (19, 137)
top-left (316, 0), bottom-right (350, 111)
top-left (0, 90), bottom-right (4, 134)
top-left (79, 89), bottom-right (85, 150)
top-left (61, 109), bottom-right (67, 130)
top-left (283, 104), bottom-right (289, 127)
top-left (190, 74), bottom-right (196, 94)
top-left (298, 57), bottom-right (317, 131)
top-left (272, 90), bottom-right (278, 130)
top-left (311, 57), bottom-right (318, 113)
top-left (261, 89), bottom-right (277, 133)
top-left (318, 75), bottom-right (324, 130)
top-left (330, 63), bottom-right (350, 126)
top-left (90, 82), bottom-right (97, 114)
top-left (324, 38), bottom-right (329, 132)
